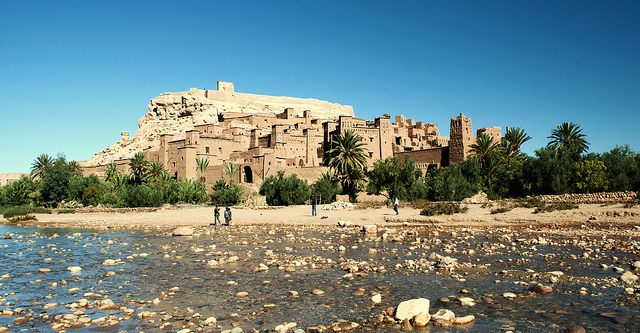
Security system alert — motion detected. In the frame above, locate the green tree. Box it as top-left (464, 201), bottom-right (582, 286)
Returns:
top-left (424, 163), bottom-right (479, 201)
top-left (500, 127), bottom-right (531, 165)
top-left (366, 155), bottom-right (422, 201)
top-left (523, 147), bottom-right (574, 195)
top-left (469, 133), bottom-right (499, 167)
top-left (547, 122), bottom-right (590, 155)
top-left (600, 145), bottom-right (640, 192)
top-left (224, 163), bottom-right (239, 185)
top-left (210, 179), bottom-right (244, 206)
top-left (40, 162), bottom-right (72, 206)
top-left (67, 161), bottom-right (83, 177)
top-left (259, 171), bottom-right (310, 206)
top-left (311, 171), bottom-right (341, 204)
top-left (149, 161), bottom-right (166, 179)
top-left (504, 127), bottom-right (532, 150)
top-left (30, 153), bottom-right (54, 180)
top-left (105, 162), bottom-right (120, 181)
top-left (196, 158), bottom-right (210, 183)
top-left (325, 130), bottom-right (369, 202)
top-left (1, 176), bottom-right (38, 206)
top-left (128, 152), bottom-right (149, 185)
top-left (572, 160), bottom-right (609, 193)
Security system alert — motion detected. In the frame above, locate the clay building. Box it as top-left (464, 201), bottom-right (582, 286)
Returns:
top-left (82, 82), bottom-right (501, 187)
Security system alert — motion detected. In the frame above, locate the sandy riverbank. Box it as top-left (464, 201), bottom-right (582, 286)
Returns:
top-left (4, 202), bottom-right (639, 230)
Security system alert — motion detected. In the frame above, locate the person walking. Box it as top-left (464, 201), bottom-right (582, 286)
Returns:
top-left (393, 196), bottom-right (399, 215)
top-left (224, 207), bottom-right (232, 226)
top-left (311, 195), bottom-right (317, 216)
top-left (212, 206), bottom-right (220, 226)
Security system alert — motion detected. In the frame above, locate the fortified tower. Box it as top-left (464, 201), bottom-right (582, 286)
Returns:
top-left (449, 113), bottom-right (473, 164)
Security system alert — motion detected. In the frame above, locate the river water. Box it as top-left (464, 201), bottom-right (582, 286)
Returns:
top-left (0, 223), bottom-right (638, 332)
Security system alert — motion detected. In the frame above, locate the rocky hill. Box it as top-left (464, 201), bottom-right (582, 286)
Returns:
top-left (81, 85), bottom-right (354, 167)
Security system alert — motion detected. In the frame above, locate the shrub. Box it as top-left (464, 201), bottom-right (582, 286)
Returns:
top-left (179, 179), bottom-right (209, 204)
top-left (57, 209), bottom-right (75, 214)
top-left (623, 200), bottom-right (637, 209)
top-left (512, 196), bottom-right (544, 209)
top-left (259, 171), bottom-right (310, 206)
top-left (8, 214), bottom-right (37, 223)
top-left (2, 205), bottom-right (51, 218)
top-left (210, 179), bottom-right (244, 206)
top-left (419, 202), bottom-right (468, 216)
top-left (118, 184), bottom-right (164, 207)
top-left (490, 207), bottom-right (512, 214)
top-left (312, 172), bottom-right (341, 204)
top-left (533, 202), bottom-right (579, 214)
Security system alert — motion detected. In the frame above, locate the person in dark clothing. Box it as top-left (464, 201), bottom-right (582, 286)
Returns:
top-left (224, 207), bottom-right (232, 226)
top-left (212, 206), bottom-right (220, 226)
top-left (311, 195), bottom-right (317, 216)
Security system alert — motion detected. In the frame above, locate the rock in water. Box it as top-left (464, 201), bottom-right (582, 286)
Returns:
top-left (530, 283), bottom-right (553, 294)
top-left (395, 298), bottom-right (430, 321)
top-left (432, 309), bottom-right (455, 326)
top-left (172, 227), bottom-right (194, 236)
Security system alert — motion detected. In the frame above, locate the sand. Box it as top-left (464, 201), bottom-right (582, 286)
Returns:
top-left (5, 202), bottom-right (639, 229)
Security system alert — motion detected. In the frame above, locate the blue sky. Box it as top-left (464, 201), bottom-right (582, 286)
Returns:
top-left (1, 1), bottom-right (638, 173)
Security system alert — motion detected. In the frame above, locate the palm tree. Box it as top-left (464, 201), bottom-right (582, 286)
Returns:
top-left (469, 133), bottom-right (499, 166)
top-left (105, 162), bottom-right (120, 181)
top-left (67, 161), bottom-right (83, 177)
top-left (504, 127), bottom-right (531, 150)
top-left (149, 161), bottom-right (166, 179)
top-left (128, 152), bottom-right (149, 184)
top-left (30, 153), bottom-right (54, 180)
top-left (547, 122), bottom-right (590, 154)
top-left (196, 157), bottom-right (210, 183)
top-left (325, 130), bottom-right (369, 202)
top-left (223, 163), bottom-right (239, 185)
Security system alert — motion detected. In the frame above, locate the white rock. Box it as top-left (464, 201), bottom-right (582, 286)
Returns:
top-left (395, 298), bottom-right (430, 321)
top-left (172, 227), bottom-right (194, 236)
top-left (620, 271), bottom-right (639, 284)
top-left (371, 293), bottom-right (382, 304)
top-left (67, 266), bottom-right (82, 273)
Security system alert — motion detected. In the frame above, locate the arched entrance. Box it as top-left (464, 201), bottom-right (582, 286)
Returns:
top-left (243, 166), bottom-right (253, 183)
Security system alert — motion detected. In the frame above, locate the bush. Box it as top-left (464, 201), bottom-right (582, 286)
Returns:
top-left (490, 207), bottom-right (512, 214)
top-left (178, 180), bottom-right (209, 204)
top-left (259, 171), bottom-right (310, 206)
top-left (210, 179), bottom-right (244, 206)
top-left (57, 209), bottom-right (75, 214)
top-left (512, 196), bottom-right (544, 209)
top-left (312, 172), bottom-right (341, 204)
top-left (2, 205), bottom-right (51, 218)
top-left (118, 184), bottom-right (164, 207)
top-left (8, 214), bottom-right (37, 223)
top-left (533, 202), bottom-right (579, 214)
top-left (419, 202), bottom-right (468, 216)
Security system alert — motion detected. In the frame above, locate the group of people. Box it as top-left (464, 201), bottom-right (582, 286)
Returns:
top-left (214, 195), bottom-right (399, 225)
top-left (212, 206), bottom-right (232, 226)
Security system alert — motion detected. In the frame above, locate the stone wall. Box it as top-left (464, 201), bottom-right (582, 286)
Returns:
top-left (539, 191), bottom-right (638, 204)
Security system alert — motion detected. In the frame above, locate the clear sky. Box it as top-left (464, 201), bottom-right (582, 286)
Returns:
top-left (1, 1), bottom-right (638, 173)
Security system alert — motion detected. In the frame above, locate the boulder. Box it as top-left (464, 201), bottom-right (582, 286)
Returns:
top-left (432, 309), bottom-right (455, 326)
top-left (620, 271), bottom-right (638, 284)
top-left (395, 298), bottom-right (430, 321)
top-left (362, 225), bottom-right (377, 234)
top-left (530, 283), bottom-right (553, 294)
top-left (462, 191), bottom-right (489, 204)
top-left (172, 227), bottom-right (194, 236)
top-left (412, 312), bottom-right (431, 327)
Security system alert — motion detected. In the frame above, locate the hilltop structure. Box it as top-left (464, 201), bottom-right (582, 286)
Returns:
top-left (81, 82), bottom-right (500, 187)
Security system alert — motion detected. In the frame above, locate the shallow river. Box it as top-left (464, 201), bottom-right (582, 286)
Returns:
top-left (0, 223), bottom-right (638, 332)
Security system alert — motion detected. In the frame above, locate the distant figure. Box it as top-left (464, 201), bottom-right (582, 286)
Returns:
top-left (394, 197), bottom-right (399, 215)
top-left (213, 206), bottom-right (220, 226)
top-left (311, 195), bottom-right (317, 216)
top-left (224, 207), bottom-right (232, 226)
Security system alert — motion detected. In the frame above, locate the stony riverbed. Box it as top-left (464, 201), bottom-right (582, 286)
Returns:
top-left (0, 221), bottom-right (639, 333)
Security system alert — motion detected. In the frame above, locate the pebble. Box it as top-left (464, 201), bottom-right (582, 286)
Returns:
top-left (235, 292), bottom-right (249, 298)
